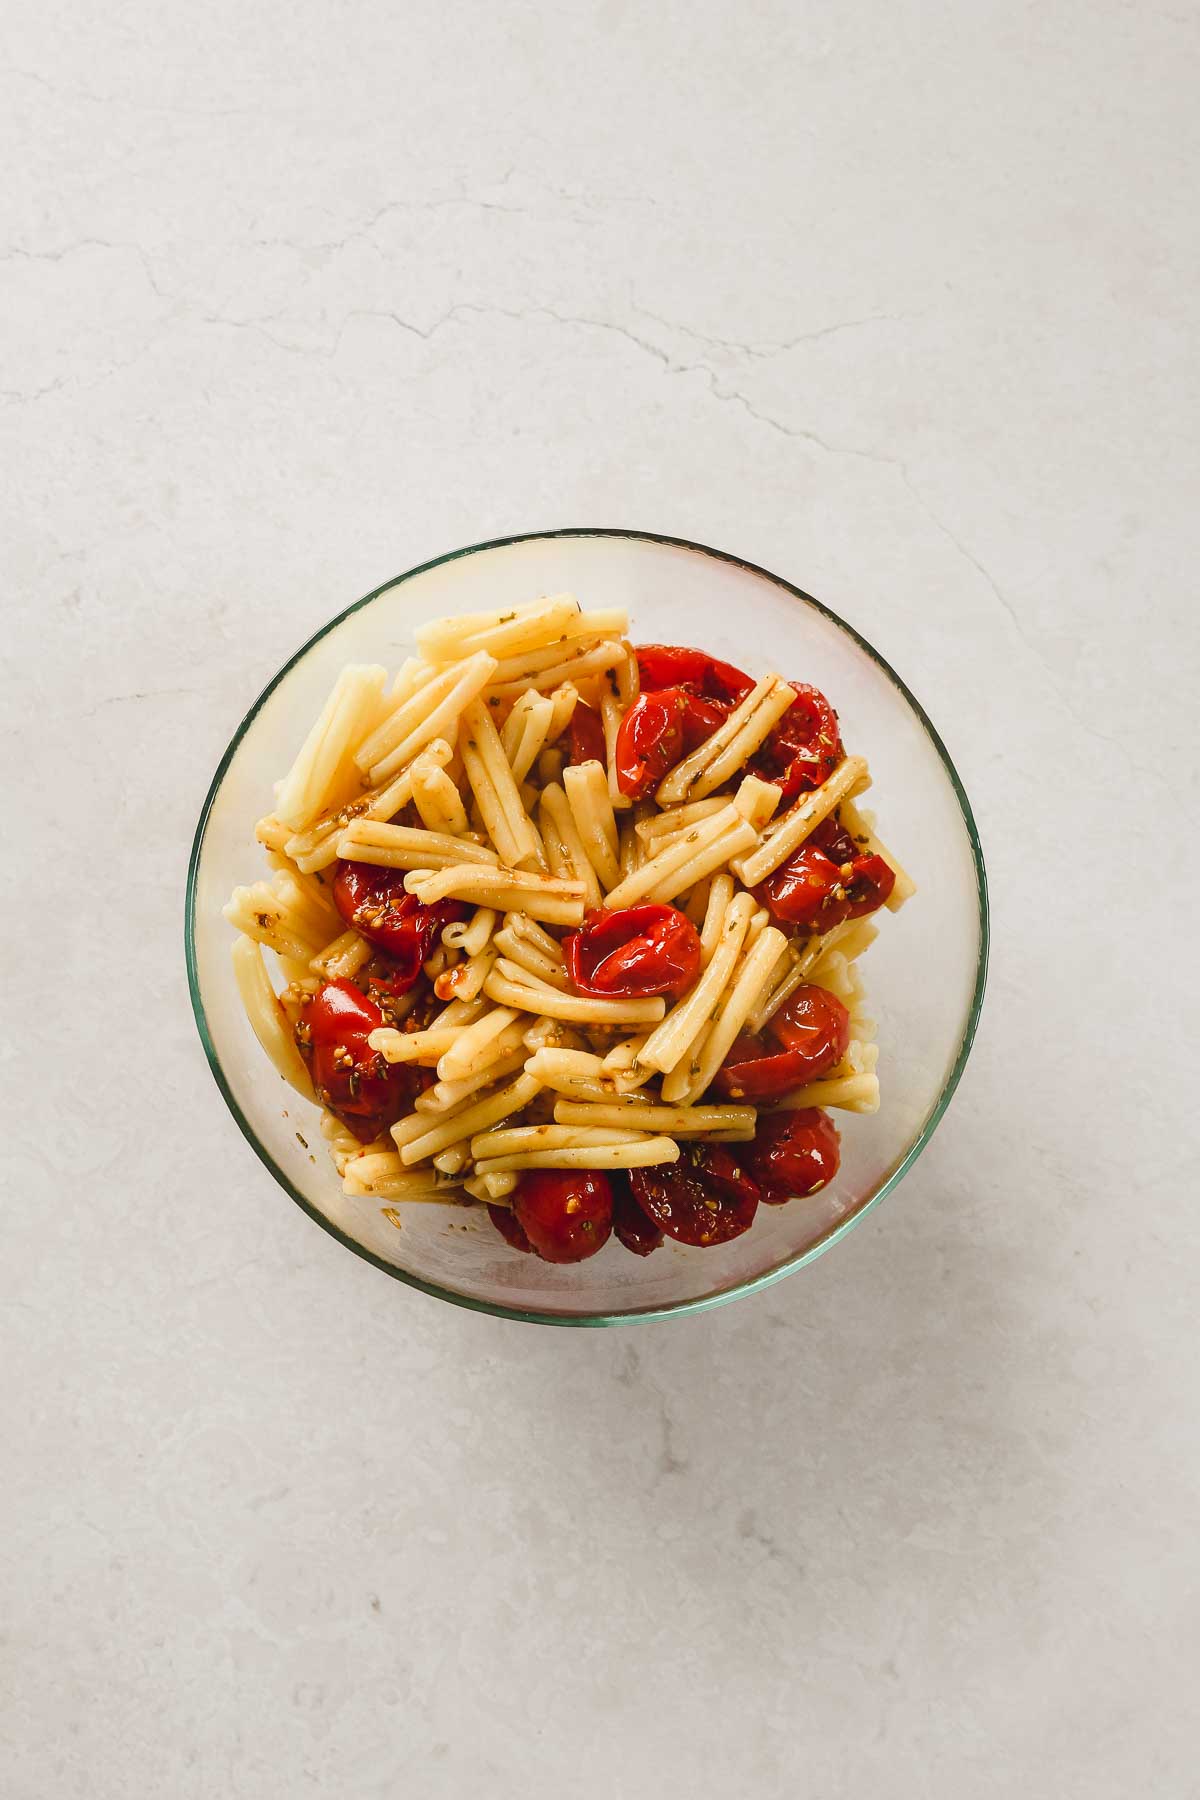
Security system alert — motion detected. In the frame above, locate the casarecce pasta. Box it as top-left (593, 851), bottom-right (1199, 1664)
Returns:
top-left (225, 595), bottom-right (913, 1262)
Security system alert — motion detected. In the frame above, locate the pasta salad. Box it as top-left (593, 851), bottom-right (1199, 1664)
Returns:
top-left (224, 595), bottom-right (914, 1263)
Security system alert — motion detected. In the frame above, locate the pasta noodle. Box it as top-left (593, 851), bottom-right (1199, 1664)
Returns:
top-left (225, 590), bottom-right (909, 1244)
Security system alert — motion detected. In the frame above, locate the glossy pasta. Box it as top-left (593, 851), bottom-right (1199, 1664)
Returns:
top-left (224, 594), bottom-right (913, 1260)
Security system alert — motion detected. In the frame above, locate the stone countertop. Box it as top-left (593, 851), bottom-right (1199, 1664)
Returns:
top-left (4, 3), bottom-right (1198, 1795)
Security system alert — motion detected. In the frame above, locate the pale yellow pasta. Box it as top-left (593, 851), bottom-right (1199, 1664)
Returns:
top-left (603, 801), bottom-right (744, 910)
top-left (410, 750), bottom-right (470, 836)
top-left (434, 944), bottom-right (497, 1003)
top-left (463, 1170), bottom-right (520, 1203)
top-left (231, 935), bottom-right (314, 1097)
top-left (255, 813), bottom-right (293, 853)
top-left (733, 774), bottom-right (784, 830)
top-left (562, 760), bottom-right (621, 891)
top-left (734, 755), bottom-right (870, 886)
top-left (442, 906), bottom-right (497, 956)
top-left (406, 864), bottom-right (587, 927)
top-left (488, 638), bottom-right (628, 700)
top-left (699, 874), bottom-right (736, 965)
top-left (655, 677), bottom-right (796, 806)
top-left (473, 1137), bottom-right (680, 1174)
top-left (341, 1152), bottom-right (458, 1200)
top-left (461, 697), bottom-right (544, 870)
top-left (643, 818), bottom-right (758, 907)
top-left (365, 652), bottom-right (497, 785)
top-left (309, 927), bottom-right (372, 981)
top-left (223, 881), bottom-right (323, 964)
top-left (284, 737), bottom-right (456, 873)
top-left (768, 1072), bottom-right (880, 1114)
top-left (471, 1123), bottom-right (648, 1160)
top-left (436, 1006), bottom-right (525, 1081)
top-left (415, 1043), bottom-right (529, 1114)
top-left (368, 995), bottom-right (490, 1066)
top-left (637, 796), bottom-right (727, 843)
top-left (275, 664), bottom-right (389, 831)
top-left (600, 689), bottom-right (630, 811)
top-left (484, 969), bottom-right (667, 1027)
top-left (536, 785), bottom-right (604, 912)
top-left (553, 1100), bottom-right (756, 1138)
top-left (335, 819), bottom-right (499, 870)
top-left (395, 1071), bottom-right (542, 1165)
top-left (639, 890), bottom-right (756, 1075)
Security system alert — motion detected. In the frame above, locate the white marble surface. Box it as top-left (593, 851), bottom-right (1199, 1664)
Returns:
top-left (4, 2), bottom-right (1199, 1795)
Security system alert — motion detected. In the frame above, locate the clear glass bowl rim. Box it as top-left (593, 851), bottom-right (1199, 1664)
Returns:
top-left (185, 527), bottom-right (990, 1327)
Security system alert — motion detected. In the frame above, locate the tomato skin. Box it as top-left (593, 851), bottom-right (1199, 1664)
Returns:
top-left (685, 1142), bottom-right (761, 1211)
top-left (635, 644), bottom-right (753, 705)
top-left (487, 1204), bottom-right (533, 1253)
top-left (513, 1169), bottom-right (614, 1262)
top-left (746, 1107), bottom-right (841, 1203)
top-left (842, 852), bottom-right (896, 919)
top-left (713, 988), bottom-right (849, 1101)
top-left (565, 700), bottom-right (607, 767)
top-left (755, 844), bottom-right (848, 931)
top-left (305, 979), bottom-right (413, 1131)
top-left (614, 689), bottom-right (687, 799)
top-left (752, 682), bottom-right (843, 798)
top-left (332, 860), bottom-right (464, 988)
top-left (770, 985), bottom-right (851, 1065)
top-left (612, 1176), bottom-right (664, 1256)
top-left (565, 904), bottom-right (701, 999)
top-left (613, 686), bottom-right (734, 799)
top-left (630, 1157), bottom-right (759, 1247)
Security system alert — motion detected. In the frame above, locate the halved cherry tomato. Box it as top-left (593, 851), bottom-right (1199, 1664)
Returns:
top-left (841, 853), bottom-right (896, 920)
top-left (565, 699), bottom-right (606, 767)
top-left (686, 1142), bottom-right (761, 1211)
top-left (613, 689), bottom-right (686, 799)
top-left (565, 904), bottom-right (701, 999)
top-left (755, 844), bottom-right (847, 932)
top-left (752, 682), bottom-right (843, 797)
top-left (304, 979), bottom-right (413, 1134)
top-left (612, 1175), bottom-right (664, 1256)
top-left (332, 860), bottom-right (465, 989)
top-left (746, 1107), bottom-right (840, 1203)
top-left (770, 985), bottom-right (851, 1064)
top-left (630, 1155), bottom-right (758, 1247)
top-left (613, 686), bottom-right (734, 800)
top-left (635, 644), bottom-right (753, 705)
top-left (513, 1169), bottom-right (613, 1262)
top-left (712, 987), bottom-right (849, 1101)
top-left (487, 1204), bottom-right (533, 1253)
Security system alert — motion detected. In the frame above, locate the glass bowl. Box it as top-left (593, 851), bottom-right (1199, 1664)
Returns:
top-left (186, 530), bottom-right (988, 1325)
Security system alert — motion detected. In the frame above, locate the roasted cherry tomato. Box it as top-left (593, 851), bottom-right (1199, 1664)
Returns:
top-left (685, 1142), bottom-right (761, 1211)
top-left (565, 904), bottom-right (702, 999)
top-left (304, 979), bottom-right (412, 1134)
top-left (755, 844), bottom-right (848, 932)
top-left (635, 643), bottom-right (753, 705)
top-left (808, 811), bottom-right (858, 865)
top-left (613, 686), bottom-right (733, 800)
top-left (332, 860), bottom-right (464, 989)
top-left (630, 1156), bottom-right (758, 1247)
top-left (513, 1169), bottom-right (613, 1262)
top-left (614, 689), bottom-right (687, 799)
top-left (487, 1204), bottom-right (533, 1253)
top-left (746, 1107), bottom-right (841, 1203)
top-left (612, 1175), bottom-right (664, 1256)
top-left (770, 985), bottom-right (851, 1065)
top-left (713, 986), bottom-right (849, 1102)
top-left (565, 699), bottom-right (607, 767)
top-left (752, 682), bottom-right (843, 798)
top-left (841, 853), bottom-right (896, 919)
